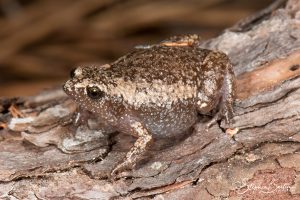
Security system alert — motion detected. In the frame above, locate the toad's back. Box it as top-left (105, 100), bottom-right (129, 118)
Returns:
top-left (107, 46), bottom-right (212, 85)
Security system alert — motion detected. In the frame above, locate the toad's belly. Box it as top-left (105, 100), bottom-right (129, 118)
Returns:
top-left (136, 104), bottom-right (198, 138)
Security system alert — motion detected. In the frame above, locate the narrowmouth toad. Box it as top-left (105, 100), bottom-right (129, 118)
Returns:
top-left (63, 35), bottom-right (235, 176)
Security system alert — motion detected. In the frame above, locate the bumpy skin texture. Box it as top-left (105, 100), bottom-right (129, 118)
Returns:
top-left (63, 36), bottom-right (235, 176)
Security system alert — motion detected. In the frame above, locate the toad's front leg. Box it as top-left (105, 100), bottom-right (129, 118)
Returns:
top-left (111, 121), bottom-right (153, 177)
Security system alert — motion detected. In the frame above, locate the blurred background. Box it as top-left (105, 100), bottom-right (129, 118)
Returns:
top-left (0, 0), bottom-right (273, 97)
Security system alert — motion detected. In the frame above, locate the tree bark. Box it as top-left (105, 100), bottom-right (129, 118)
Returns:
top-left (0, 0), bottom-right (300, 199)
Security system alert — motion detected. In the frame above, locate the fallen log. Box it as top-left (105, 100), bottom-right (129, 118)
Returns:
top-left (0, 0), bottom-right (299, 199)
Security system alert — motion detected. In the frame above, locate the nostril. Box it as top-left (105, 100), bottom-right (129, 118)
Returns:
top-left (289, 64), bottom-right (299, 71)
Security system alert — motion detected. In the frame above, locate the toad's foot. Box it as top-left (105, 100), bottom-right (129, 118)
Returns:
top-left (205, 106), bottom-right (234, 130)
top-left (111, 159), bottom-right (134, 179)
top-left (160, 34), bottom-right (201, 47)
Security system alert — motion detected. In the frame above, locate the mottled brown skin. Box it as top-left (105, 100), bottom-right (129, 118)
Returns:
top-left (63, 36), bottom-right (235, 177)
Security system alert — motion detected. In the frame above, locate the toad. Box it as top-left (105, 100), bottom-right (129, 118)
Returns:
top-left (63, 35), bottom-right (235, 176)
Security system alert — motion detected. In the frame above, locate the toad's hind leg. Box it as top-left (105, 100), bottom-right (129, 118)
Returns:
top-left (222, 61), bottom-right (235, 123)
top-left (135, 34), bottom-right (201, 49)
top-left (207, 61), bottom-right (235, 128)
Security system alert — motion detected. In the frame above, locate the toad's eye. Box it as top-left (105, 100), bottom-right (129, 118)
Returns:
top-left (86, 86), bottom-right (104, 99)
top-left (70, 68), bottom-right (76, 78)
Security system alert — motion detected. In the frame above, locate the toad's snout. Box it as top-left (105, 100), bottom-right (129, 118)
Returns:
top-left (62, 80), bottom-right (72, 95)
